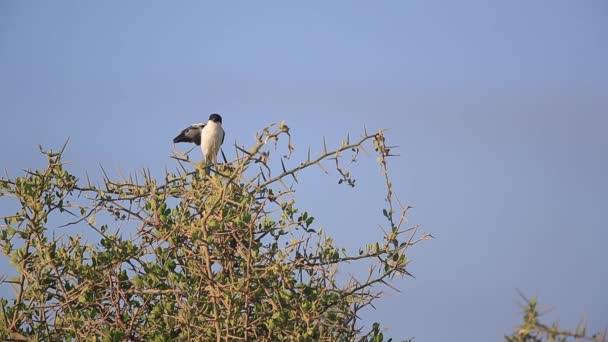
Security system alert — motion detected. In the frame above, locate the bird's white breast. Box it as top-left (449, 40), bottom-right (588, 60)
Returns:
top-left (200, 121), bottom-right (224, 162)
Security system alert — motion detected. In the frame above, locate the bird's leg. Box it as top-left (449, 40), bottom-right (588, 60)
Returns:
top-left (203, 157), bottom-right (212, 176)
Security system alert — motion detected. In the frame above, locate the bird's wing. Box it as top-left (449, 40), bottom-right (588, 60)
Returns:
top-left (221, 127), bottom-right (225, 145)
top-left (173, 123), bottom-right (205, 146)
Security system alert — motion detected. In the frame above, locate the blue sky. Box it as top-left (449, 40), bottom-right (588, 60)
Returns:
top-left (1, 1), bottom-right (607, 340)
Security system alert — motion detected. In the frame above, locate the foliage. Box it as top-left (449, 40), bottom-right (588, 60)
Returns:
top-left (0, 122), bottom-right (425, 341)
top-left (506, 294), bottom-right (607, 342)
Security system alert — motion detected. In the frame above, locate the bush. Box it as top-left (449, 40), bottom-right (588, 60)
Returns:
top-left (0, 123), bottom-right (424, 341)
top-left (506, 294), bottom-right (606, 342)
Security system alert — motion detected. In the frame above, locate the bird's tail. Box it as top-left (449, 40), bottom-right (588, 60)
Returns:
top-left (173, 132), bottom-right (189, 144)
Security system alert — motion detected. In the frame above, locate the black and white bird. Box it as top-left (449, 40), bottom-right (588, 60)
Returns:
top-left (173, 113), bottom-right (225, 165)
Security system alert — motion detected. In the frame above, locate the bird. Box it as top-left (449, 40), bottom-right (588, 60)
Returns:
top-left (173, 113), bottom-right (225, 168)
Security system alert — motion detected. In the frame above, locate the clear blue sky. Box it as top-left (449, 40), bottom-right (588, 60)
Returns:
top-left (1, 1), bottom-right (607, 340)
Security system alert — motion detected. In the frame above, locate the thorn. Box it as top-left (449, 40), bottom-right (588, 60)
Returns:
top-left (221, 149), bottom-right (228, 163)
top-left (235, 145), bottom-right (252, 156)
top-left (59, 137), bottom-right (71, 156)
top-left (260, 166), bottom-right (267, 182)
top-left (291, 172), bottom-right (298, 184)
top-left (99, 164), bottom-right (110, 182)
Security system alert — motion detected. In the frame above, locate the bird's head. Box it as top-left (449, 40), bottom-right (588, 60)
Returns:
top-left (209, 113), bottom-right (222, 124)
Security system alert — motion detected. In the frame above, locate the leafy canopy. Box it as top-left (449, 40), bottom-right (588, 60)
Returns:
top-left (0, 122), bottom-right (425, 341)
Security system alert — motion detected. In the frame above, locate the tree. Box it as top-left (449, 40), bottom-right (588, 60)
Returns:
top-left (0, 122), bottom-right (425, 341)
top-left (506, 294), bottom-right (606, 342)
